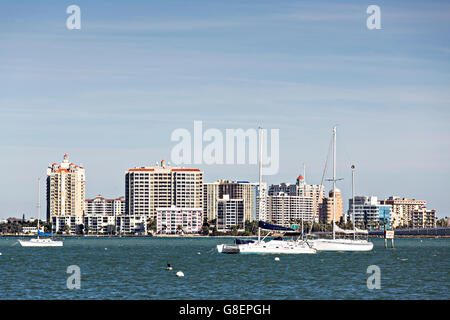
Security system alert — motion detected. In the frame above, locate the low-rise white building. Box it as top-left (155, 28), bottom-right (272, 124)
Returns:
top-left (156, 206), bottom-right (202, 234)
top-left (52, 215), bottom-right (84, 234)
top-left (52, 214), bottom-right (148, 235)
top-left (116, 215), bottom-right (148, 235)
top-left (22, 226), bottom-right (44, 234)
top-left (84, 215), bottom-right (116, 234)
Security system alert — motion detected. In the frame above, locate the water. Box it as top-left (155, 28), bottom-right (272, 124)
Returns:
top-left (0, 237), bottom-right (448, 299)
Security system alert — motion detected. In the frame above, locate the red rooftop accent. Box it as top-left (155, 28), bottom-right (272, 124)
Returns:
top-left (297, 175), bottom-right (304, 180)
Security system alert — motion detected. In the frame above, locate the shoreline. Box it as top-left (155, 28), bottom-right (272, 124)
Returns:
top-left (1, 234), bottom-right (449, 239)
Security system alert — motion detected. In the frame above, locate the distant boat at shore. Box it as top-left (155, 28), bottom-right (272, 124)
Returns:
top-left (18, 178), bottom-right (63, 248)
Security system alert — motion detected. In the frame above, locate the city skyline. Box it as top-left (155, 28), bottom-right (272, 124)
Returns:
top-left (3, 152), bottom-right (439, 223)
top-left (1, 0), bottom-right (449, 219)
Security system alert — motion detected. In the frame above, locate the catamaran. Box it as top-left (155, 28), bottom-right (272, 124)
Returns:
top-left (217, 221), bottom-right (316, 254)
top-left (308, 127), bottom-right (373, 252)
top-left (18, 178), bottom-right (63, 247)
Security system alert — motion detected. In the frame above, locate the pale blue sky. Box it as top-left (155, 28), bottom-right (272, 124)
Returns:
top-left (1, 0), bottom-right (449, 219)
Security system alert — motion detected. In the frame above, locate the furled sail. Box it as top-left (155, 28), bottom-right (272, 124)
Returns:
top-left (354, 227), bottom-right (369, 234)
top-left (333, 223), bottom-right (354, 234)
top-left (333, 223), bottom-right (369, 234)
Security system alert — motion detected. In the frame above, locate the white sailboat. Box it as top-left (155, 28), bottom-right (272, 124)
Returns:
top-left (217, 127), bottom-right (316, 254)
top-left (18, 178), bottom-right (63, 247)
top-left (309, 127), bottom-right (373, 252)
top-left (217, 221), bottom-right (316, 254)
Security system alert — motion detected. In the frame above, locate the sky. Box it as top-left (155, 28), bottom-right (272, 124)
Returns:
top-left (1, 0), bottom-right (449, 219)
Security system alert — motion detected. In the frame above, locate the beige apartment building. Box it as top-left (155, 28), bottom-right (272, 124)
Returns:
top-left (46, 154), bottom-right (85, 220)
top-left (379, 196), bottom-right (427, 228)
top-left (203, 180), bottom-right (258, 223)
top-left (411, 208), bottom-right (437, 229)
top-left (203, 182), bottom-right (220, 221)
top-left (319, 188), bottom-right (343, 224)
top-left (296, 175), bottom-right (325, 223)
top-left (125, 160), bottom-right (203, 219)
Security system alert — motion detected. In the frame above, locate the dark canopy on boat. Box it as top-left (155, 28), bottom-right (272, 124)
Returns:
top-left (235, 239), bottom-right (256, 245)
top-left (258, 221), bottom-right (295, 232)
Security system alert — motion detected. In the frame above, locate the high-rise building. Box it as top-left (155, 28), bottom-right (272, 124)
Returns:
top-left (296, 175), bottom-right (325, 223)
top-left (203, 180), bottom-right (258, 222)
top-left (266, 192), bottom-right (314, 227)
top-left (379, 197), bottom-right (427, 228)
top-left (217, 195), bottom-right (244, 231)
top-left (218, 180), bottom-right (257, 222)
top-left (268, 175), bottom-right (324, 223)
top-left (46, 154), bottom-right (85, 220)
top-left (125, 160), bottom-right (203, 219)
top-left (203, 182), bottom-right (219, 221)
top-left (320, 188), bottom-right (343, 224)
top-left (85, 195), bottom-right (125, 216)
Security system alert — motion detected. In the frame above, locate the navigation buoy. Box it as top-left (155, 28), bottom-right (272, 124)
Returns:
top-left (274, 257), bottom-right (280, 261)
top-left (176, 270), bottom-right (184, 277)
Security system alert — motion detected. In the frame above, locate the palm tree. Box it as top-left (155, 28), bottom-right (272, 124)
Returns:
top-left (63, 224), bottom-right (71, 234)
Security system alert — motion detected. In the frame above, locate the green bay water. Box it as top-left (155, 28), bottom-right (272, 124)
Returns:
top-left (0, 237), bottom-right (448, 299)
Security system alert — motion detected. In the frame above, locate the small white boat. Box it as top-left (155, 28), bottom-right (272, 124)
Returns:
top-left (18, 177), bottom-right (63, 248)
top-left (217, 222), bottom-right (316, 254)
top-left (18, 238), bottom-right (63, 247)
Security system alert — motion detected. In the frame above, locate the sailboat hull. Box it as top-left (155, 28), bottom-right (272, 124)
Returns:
top-left (217, 240), bottom-right (317, 254)
top-left (309, 239), bottom-right (373, 251)
top-left (18, 239), bottom-right (63, 247)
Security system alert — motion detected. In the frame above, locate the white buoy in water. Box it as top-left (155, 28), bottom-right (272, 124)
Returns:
top-left (197, 252), bottom-right (201, 255)
top-left (274, 257), bottom-right (280, 261)
top-left (176, 270), bottom-right (184, 277)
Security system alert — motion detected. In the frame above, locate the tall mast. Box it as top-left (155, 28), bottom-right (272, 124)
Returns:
top-left (302, 162), bottom-right (306, 240)
top-left (351, 165), bottom-right (356, 240)
top-left (259, 127), bottom-right (263, 206)
top-left (332, 126), bottom-right (336, 240)
top-left (258, 127), bottom-right (263, 242)
top-left (37, 177), bottom-right (41, 239)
